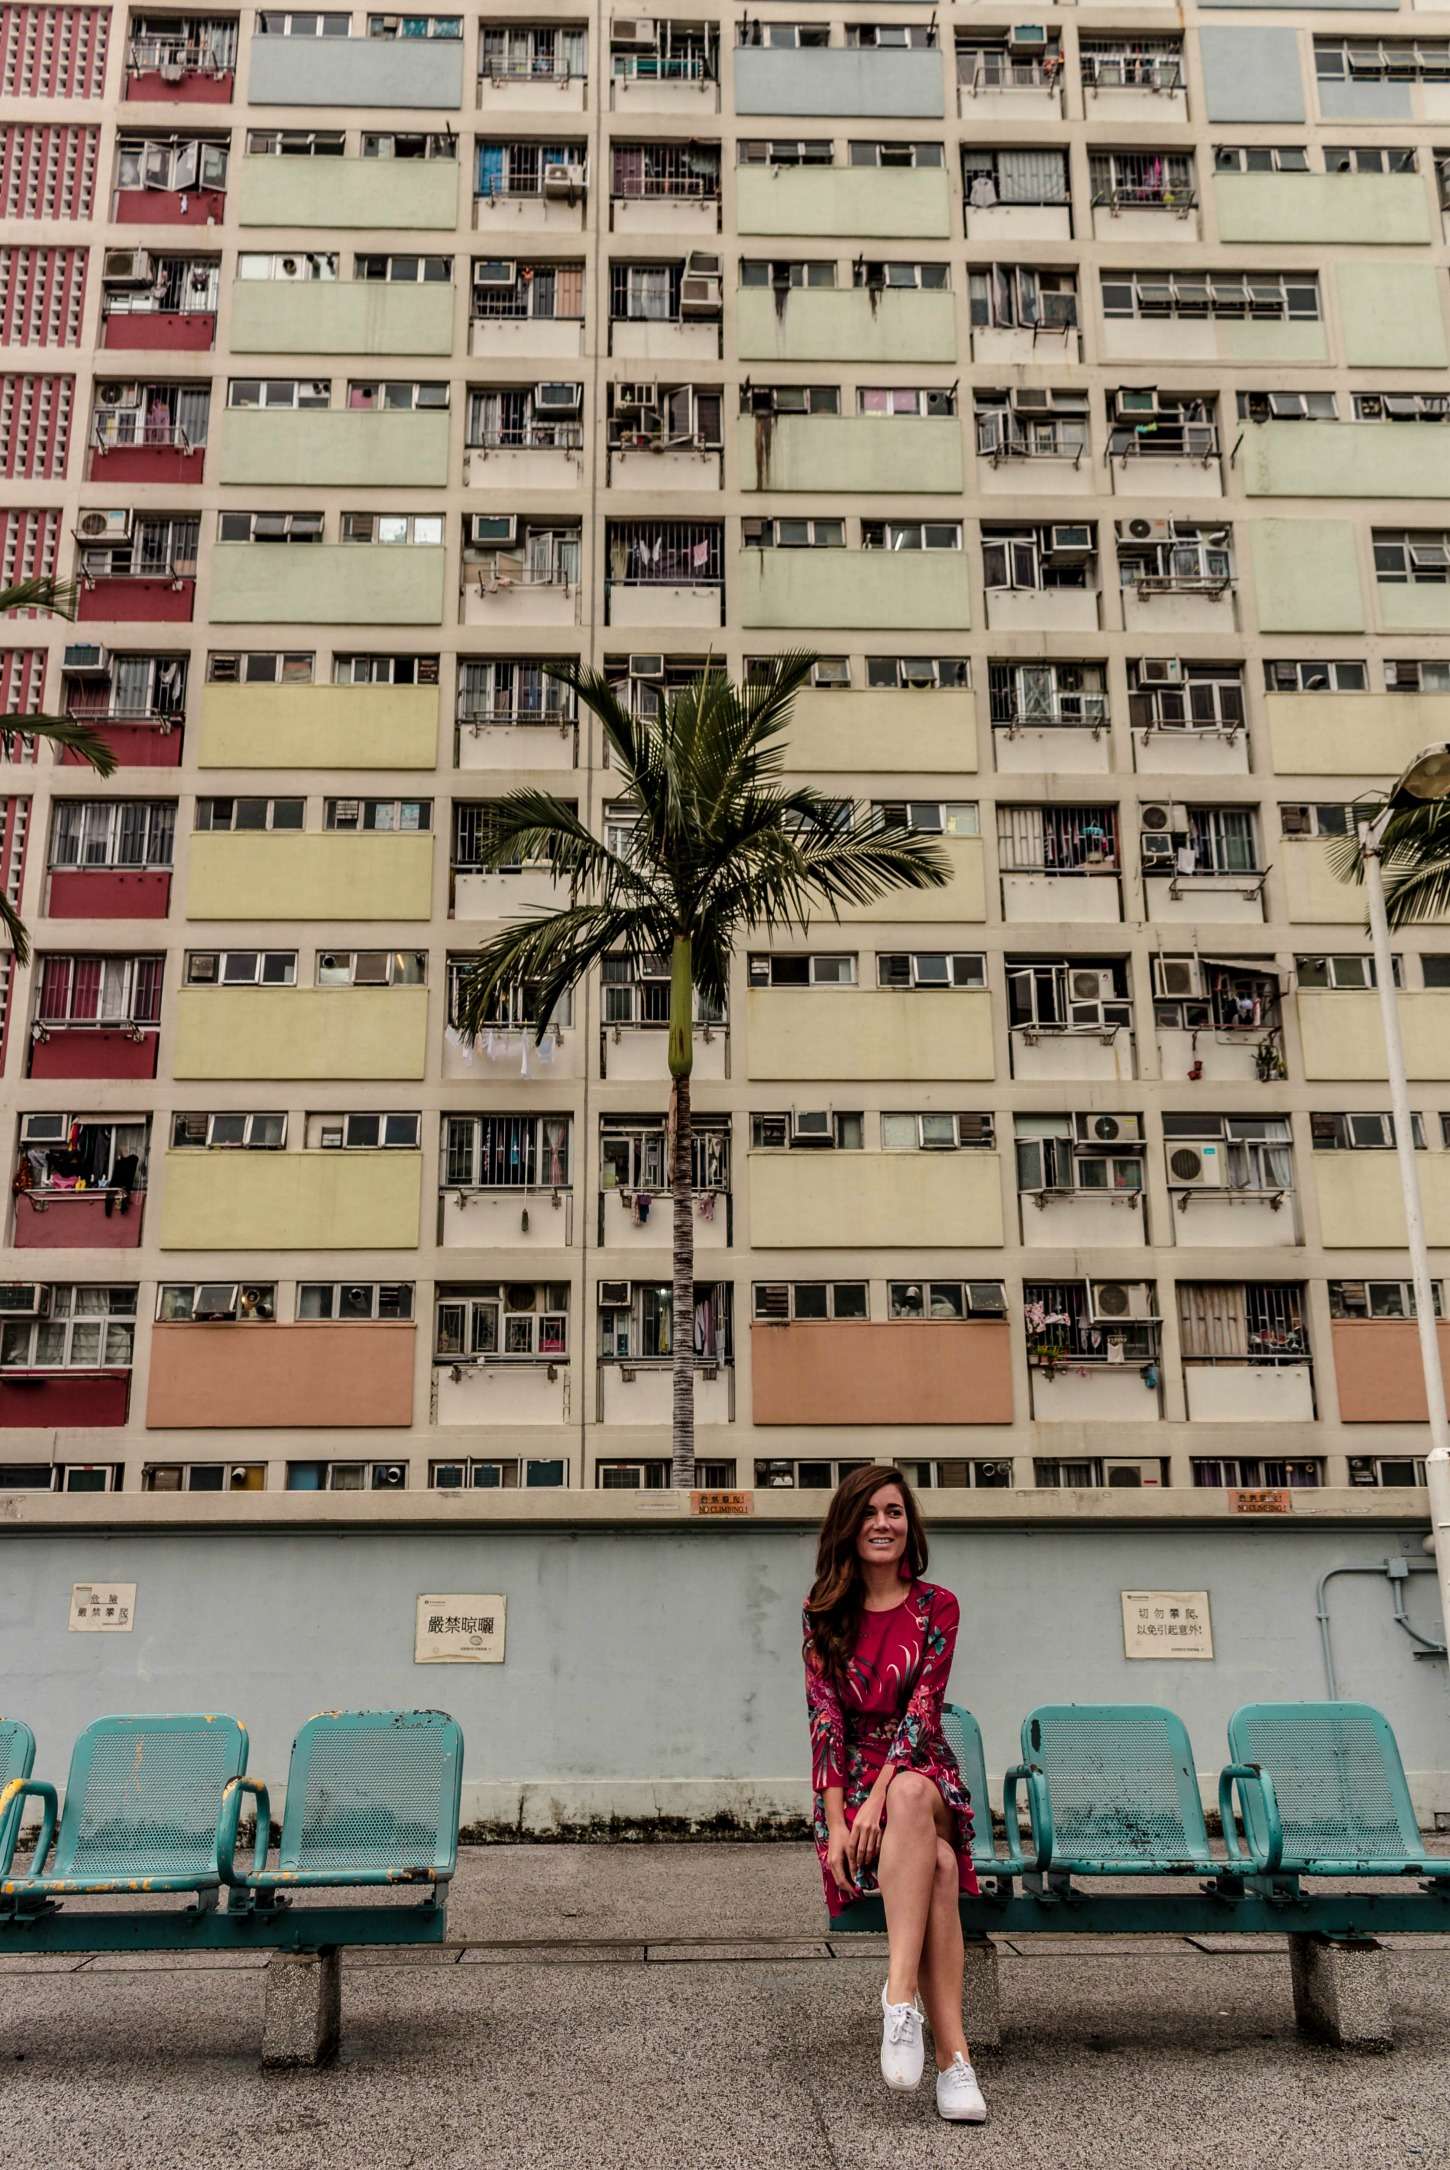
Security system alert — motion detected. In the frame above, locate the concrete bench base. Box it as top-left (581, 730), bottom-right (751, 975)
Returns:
top-left (964, 1935), bottom-right (1001, 2050)
top-left (1288, 1934), bottom-right (1392, 2052)
top-left (262, 1950), bottom-right (342, 2070)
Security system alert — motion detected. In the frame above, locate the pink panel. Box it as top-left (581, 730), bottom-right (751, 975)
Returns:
top-left (146, 1323), bottom-right (417, 1430)
top-left (60, 721), bottom-right (183, 768)
top-left (751, 1321), bottom-right (1015, 1426)
top-left (47, 868), bottom-right (171, 918)
top-left (28, 1028), bottom-right (159, 1079)
top-left (13, 1190), bottom-right (145, 1249)
top-left (88, 444), bottom-right (205, 485)
top-left (113, 187), bottom-right (226, 227)
top-left (77, 578), bottom-right (196, 623)
top-left (125, 68), bottom-right (234, 105)
top-left (101, 310), bottom-right (215, 352)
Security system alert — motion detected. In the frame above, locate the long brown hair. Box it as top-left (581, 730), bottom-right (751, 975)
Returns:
top-left (804, 1464), bottom-right (929, 1688)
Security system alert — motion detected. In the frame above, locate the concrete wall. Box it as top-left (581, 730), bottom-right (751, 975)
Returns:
top-left (738, 550), bottom-right (971, 630)
top-left (1198, 27), bottom-right (1304, 122)
top-left (209, 544), bottom-right (448, 627)
top-left (733, 47), bottom-right (944, 120)
top-left (1215, 172), bottom-right (1430, 247)
top-left (736, 288), bottom-right (957, 364)
top-left (185, 834), bottom-right (435, 921)
top-left (735, 165), bottom-right (951, 240)
top-left (736, 414), bottom-right (963, 496)
top-left (746, 1150), bottom-right (1004, 1249)
top-left (1267, 690), bottom-right (1450, 775)
top-left (198, 683), bottom-right (439, 770)
top-left (1297, 991), bottom-right (1450, 1080)
top-left (1, 1522), bottom-right (1444, 1825)
top-left (1252, 519), bottom-right (1364, 633)
top-left (744, 988), bottom-right (995, 1081)
top-left (218, 409), bottom-right (451, 489)
top-left (171, 987), bottom-right (430, 1081)
top-left (1241, 422), bottom-right (1450, 501)
top-left (1337, 263), bottom-right (1449, 369)
top-left (246, 35), bottom-right (464, 109)
top-left (228, 280), bottom-right (456, 357)
top-left (236, 155), bottom-right (460, 231)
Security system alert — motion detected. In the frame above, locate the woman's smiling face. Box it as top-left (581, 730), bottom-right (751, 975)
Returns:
top-left (856, 1482), bottom-right (908, 1570)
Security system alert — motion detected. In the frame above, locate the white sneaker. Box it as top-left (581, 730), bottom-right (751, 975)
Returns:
top-left (880, 1984), bottom-right (925, 2092)
top-left (936, 2053), bottom-right (988, 2124)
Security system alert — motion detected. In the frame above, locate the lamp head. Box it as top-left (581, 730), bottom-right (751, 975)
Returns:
top-left (1393, 743), bottom-right (1450, 804)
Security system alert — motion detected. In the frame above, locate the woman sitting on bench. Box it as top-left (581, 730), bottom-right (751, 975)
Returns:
top-left (803, 1464), bottom-right (987, 2125)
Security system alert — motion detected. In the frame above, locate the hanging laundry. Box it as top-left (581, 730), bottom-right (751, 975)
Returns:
top-left (697, 1190), bottom-right (716, 1221)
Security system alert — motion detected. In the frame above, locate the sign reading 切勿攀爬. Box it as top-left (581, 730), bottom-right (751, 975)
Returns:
top-left (1121, 1590), bottom-right (1213, 1661)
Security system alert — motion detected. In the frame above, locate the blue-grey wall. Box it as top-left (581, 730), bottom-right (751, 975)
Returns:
top-left (733, 48), bottom-right (944, 120)
top-left (245, 36), bottom-right (463, 108)
top-left (2, 1525), bottom-right (1444, 1825)
top-left (1199, 27), bottom-right (1306, 122)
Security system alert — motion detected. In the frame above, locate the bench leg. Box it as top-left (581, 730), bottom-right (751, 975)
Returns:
top-left (1288, 1933), bottom-right (1392, 2052)
top-left (963, 1935), bottom-right (1001, 2052)
top-left (262, 1949), bottom-right (342, 2071)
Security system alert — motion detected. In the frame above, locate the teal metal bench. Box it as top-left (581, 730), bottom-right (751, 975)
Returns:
top-left (0, 1718), bottom-right (36, 1868)
top-left (1226, 1700), bottom-right (1450, 1885)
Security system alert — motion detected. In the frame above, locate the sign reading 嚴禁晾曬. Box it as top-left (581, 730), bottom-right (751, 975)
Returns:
top-left (415, 1594), bottom-right (506, 1663)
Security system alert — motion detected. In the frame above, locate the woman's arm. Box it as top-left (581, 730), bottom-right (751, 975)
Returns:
top-left (804, 1609), bottom-right (855, 1894)
top-left (883, 1586), bottom-right (959, 1776)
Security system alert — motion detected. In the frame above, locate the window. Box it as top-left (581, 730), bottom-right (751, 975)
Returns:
top-left (1213, 146), bottom-right (1310, 174)
top-left (890, 1281), bottom-right (1003, 1320)
top-left (852, 140), bottom-right (944, 169)
top-left (485, 23), bottom-right (587, 75)
top-left (430, 1457), bottom-right (566, 1490)
top-left (881, 1113), bottom-right (995, 1150)
top-left (863, 520), bottom-right (962, 553)
top-left (323, 798), bottom-right (430, 831)
top-left (316, 949), bottom-right (425, 987)
top-left (1355, 391), bottom-right (1450, 423)
top-left (1374, 530), bottom-right (1450, 585)
top-left (364, 132), bottom-right (457, 160)
top-left (1119, 527), bottom-right (1233, 593)
top-left (1326, 146), bottom-right (1419, 175)
top-left (750, 1112), bottom-right (863, 1150)
top-left (227, 378), bottom-right (329, 410)
top-left (1315, 39), bottom-right (1450, 83)
top-left (357, 253), bottom-right (453, 283)
top-left (741, 518), bottom-right (844, 550)
top-left (442, 1114), bottom-right (571, 1189)
top-left (877, 952), bottom-right (985, 989)
top-left (1128, 660), bottom-right (1244, 733)
top-left (1081, 38), bottom-right (1183, 91)
top-left (855, 260), bottom-right (949, 292)
top-left (1008, 959), bottom-right (1132, 1032)
top-left (1296, 953), bottom-right (1384, 991)
top-left (989, 659), bottom-right (1108, 730)
top-left (476, 142), bottom-right (583, 196)
top-left (286, 1460), bottom-right (412, 1491)
top-left (217, 510), bottom-right (323, 544)
top-left (1386, 659), bottom-right (1450, 694)
top-left (970, 265), bottom-right (1075, 330)
top-left (997, 805), bottom-right (1119, 873)
top-left (1192, 1458), bottom-right (1322, 1489)
top-left (865, 656), bottom-right (969, 691)
top-left (1016, 1116), bottom-right (1143, 1195)
top-left (446, 961), bottom-right (571, 1036)
top-left (238, 251), bottom-right (337, 281)
top-left (1176, 806), bottom-right (1259, 877)
top-left (34, 956), bottom-right (162, 1028)
top-left (185, 950), bottom-right (296, 986)
top-left (1088, 149), bottom-right (1194, 209)
top-left (170, 1111), bottom-right (286, 1149)
top-left (1425, 958), bottom-right (1450, 990)
top-left (1024, 1280), bottom-right (1156, 1362)
top-left (457, 657), bottom-right (574, 726)
top-left (369, 12), bottom-right (461, 36)
top-left (81, 515), bottom-right (199, 582)
top-left (145, 1464), bottom-right (267, 1494)
top-left (471, 384), bottom-right (587, 449)
top-left (601, 1117), bottom-right (727, 1195)
top-left (873, 800), bottom-right (978, 837)
top-left (1101, 272), bottom-right (1318, 321)
top-left (739, 384), bottom-right (841, 417)
top-left (18, 1114), bottom-right (149, 1192)
top-left (599, 951), bottom-right (723, 1027)
top-left (117, 135), bottom-right (228, 190)
top-left (752, 1283), bottom-right (868, 1321)
top-left (308, 1113), bottom-right (421, 1150)
top-left (158, 1282), bottom-right (276, 1322)
top-left (740, 259), bottom-right (837, 289)
top-left (256, 12), bottom-right (351, 35)
top-left (1178, 1283), bottom-right (1307, 1364)
top-left (1310, 1111), bottom-right (1423, 1149)
top-left (598, 1459), bottom-right (735, 1489)
top-left (348, 380), bottom-right (449, 412)
top-left (982, 526), bottom-right (1095, 592)
top-left (1280, 804), bottom-right (1351, 840)
top-left (435, 1283), bottom-right (569, 1360)
top-left (332, 653), bottom-right (439, 686)
top-left (50, 801), bottom-right (174, 870)
top-left (1331, 1278), bottom-right (1443, 1319)
top-left (857, 387), bottom-right (955, 418)
top-left (1161, 1113), bottom-right (1293, 1193)
top-left (207, 651), bottom-right (314, 686)
top-left (246, 129), bottom-right (345, 156)
top-left (963, 147), bottom-right (1068, 204)
top-left (743, 23), bottom-right (831, 49)
top-left (738, 139), bottom-right (835, 167)
top-left (598, 1281), bottom-right (730, 1361)
top-left (1264, 659), bottom-right (1367, 693)
top-left (195, 797), bottom-right (304, 831)
top-left (0, 1286), bottom-right (136, 1371)
top-left (1238, 391), bottom-right (1337, 422)
top-left (748, 953), bottom-right (856, 987)
top-left (298, 1281), bottom-right (414, 1320)
top-left (339, 513), bottom-right (444, 546)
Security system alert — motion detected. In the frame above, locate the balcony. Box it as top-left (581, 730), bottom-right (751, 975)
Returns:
top-left (597, 1361), bottom-right (733, 1426)
top-left (219, 409), bottom-right (449, 490)
top-left (146, 1322), bottom-right (415, 1429)
top-left (0, 1374), bottom-right (129, 1429)
top-left (1144, 870), bottom-right (1265, 926)
top-left (734, 48), bottom-right (944, 120)
top-left (480, 66), bottom-right (589, 117)
top-left (473, 310), bottom-right (586, 362)
top-left (172, 988), bottom-right (428, 1081)
top-left (610, 180), bottom-right (720, 239)
top-left (443, 1019), bottom-right (582, 1081)
top-left (736, 166), bottom-right (951, 240)
top-left (210, 545), bottom-right (446, 628)
top-left (1011, 1025), bottom-right (1134, 1084)
top-left (1002, 867), bottom-right (1122, 924)
top-left (456, 708), bottom-right (577, 772)
top-left (1240, 421), bottom-right (1450, 502)
top-left (1183, 1361), bottom-right (1314, 1424)
top-left (13, 1190), bottom-right (146, 1251)
top-left (1120, 575), bottom-right (1235, 639)
top-left (77, 577), bottom-right (195, 625)
top-left (464, 427), bottom-right (586, 494)
top-left (737, 286), bottom-right (955, 365)
top-left (1020, 1186), bottom-right (1144, 1248)
top-left (1107, 424), bottom-right (1222, 504)
top-left (751, 1320), bottom-right (1011, 1426)
top-left (440, 1186), bottom-right (574, 1251)
top-left (740, 550), bottom-right (970, 630)
top-left (462, 558), bottom-right (582, 629)
top-left (237, 156), bottom-right (460, 231)
top-left (101, 307), bottom-right (215, 353)
top-left (746, 988), bottom-right (993, 1081)
top-left (1297, 991), bottom-right (1450, 1081)
top-left (1313, 1152), bottom-right (1450, 1249)
top-left (125, 31), bottom-right (237, 104)
top-left (198, 682), bottom-right (437, 770)
top-left (737, 413), bottom-right (962, 495)
top-left (247, 34), bottom-right (464, 108)
top-left (46, 868), bottom-right (171, 920)
top-left (957, 54), bottom-right (1063, 119)
top-left (600, 1184), bottom-right (728, 1254)
top-left (1332, 1319), bottom-right (1450, 1423)
top-left (89, 427), bottom-right (204, 489)
top-left (28, 1025), bottom-right (160, 1082)
top-left (985, 585), bottom-right (1098, 635)
top-left (598, 1019), bottom-right (728, 1082)
top-left (748, 1151), bottom-right (1002, 1249)
top-left (783, 688), bottom-right (976, 773)
top-left (610, 51), bottom-right (718, 117)
top-left (115, 186), bottom-right (226, 227)
top-left (230, 280), bottom-right (455, 357)
top-left (1215, 173), bottom-right (1430, 248)
top-left (435, 1361), bottom-right (570, 1427)
top-left (157, 1149), bottom-right (421, 1249)
top-left (453, 865), bottom-right (564, 922)
top-left (1029, 1364), bottom-right (1159, 1423)
top-left (187, 834), bottom-right (433, 922)
top-left (1267, 690), bottom-right (1450, 776)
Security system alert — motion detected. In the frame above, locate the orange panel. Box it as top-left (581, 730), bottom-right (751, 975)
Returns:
top-left (1331, 1319), bottom-right (1450, 1424)
top-left (751, 1320), bottom-right (1012, 1427)
top-left (146, 1322), bottom-right (415, 1429)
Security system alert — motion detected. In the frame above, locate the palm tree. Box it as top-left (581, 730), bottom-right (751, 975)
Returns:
top-left (0, 576), bottom-right (118, 963)
top-left (452, 652), bottom-right (951, 1488)
top-left (1327, 795), bottom-right (1450, 927)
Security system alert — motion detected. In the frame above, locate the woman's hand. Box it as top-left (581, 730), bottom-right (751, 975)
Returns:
top-left (826, 1826), bottom-right (855, 1899)
top-left (846, 1782), bottom-right (889, 1876)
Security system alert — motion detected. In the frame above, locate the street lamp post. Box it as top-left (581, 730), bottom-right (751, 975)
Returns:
top-left (1355, 745), bottom-right (1450, 1647)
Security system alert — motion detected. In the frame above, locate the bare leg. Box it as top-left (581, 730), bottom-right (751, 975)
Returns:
top-left (918, 1838), bottom-right (971, 2069)
top-left (876, 1771), bottom-right (946, 2007)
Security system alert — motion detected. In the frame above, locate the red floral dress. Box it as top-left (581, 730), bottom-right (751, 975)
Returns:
top-left (804, 1579), bottom-right (978, 1918)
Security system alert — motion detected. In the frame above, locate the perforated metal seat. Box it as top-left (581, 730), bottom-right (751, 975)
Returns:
top-left (1227, 1701), bottom-right (1450, 1880)
top-left (942, 1701), bottom-right (1044, 1875)
top-left (2, 1714), bottom-right (247, 1898)
top-left (0, 1720), bottom-right (36, 1869)
top-left (1021, 1703), bottom-right (1215, 1874)
top-left (218, 1710), bottom-right (463, 1894)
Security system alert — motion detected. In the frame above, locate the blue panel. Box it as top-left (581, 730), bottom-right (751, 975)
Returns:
top-left (1199, 26), bottom-right (1305, 122)
top-left (1318, 80), bottom-right (1416, 119)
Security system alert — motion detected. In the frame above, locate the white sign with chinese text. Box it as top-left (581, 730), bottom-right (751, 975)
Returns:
top-left (68, 1582), bottom-right (136, 1633)
top-left (1121, 1589), bottom-right (1213, 1661)
top-left (415, 1594), bottom-right (506, 1664)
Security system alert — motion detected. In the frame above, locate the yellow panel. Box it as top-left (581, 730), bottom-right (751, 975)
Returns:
top-left (746, 988), bottom-right (994, 1081)
top-left (748, 1151), bottom-right (1003, 1248)
top-left (840, 837), bottom-right (985, 923)
top-left (785, 690), bottom-right (977, 774)
top-left (186, 834), bottom-right (434, 922)
top-left (158, 1150), bottom-right (423, 1249)
top-left (198, 684), bottom-right (438, 770)
top-left (1296, 991), bottom-right (1450, 1080)
top-left (1266, 692), bottom-right (1450, 777)
top-left (172, 988), bottom-right (429, 1080)
top-left (1314, 1153), bottom-right (1450, 1248)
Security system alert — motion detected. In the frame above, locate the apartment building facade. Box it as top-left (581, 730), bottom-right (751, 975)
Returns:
top-left (4, 0), bottom-right (1450, 1516)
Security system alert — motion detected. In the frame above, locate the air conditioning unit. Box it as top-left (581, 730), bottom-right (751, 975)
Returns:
top-left (1281, 804), bottom-right (1313, 838)
top-left (1090, 1279), bottom-right (1154, 1322)
top-left (1012, 389), bottom-right (1052, 415)
top-left (470, 514), bottom-right (517, 547)
top-left (1068, 968), bottom-right (1114, 1004)
top-left (599, 1280), bottom-right (631, 1308)
top-left (1103, 1457), bottom-right (1162, 1488)
top-left (686, 250), bottom-right (723, 278)
top-left (1152, 955), bottom-right (1201, 1000)
top-left (1167, 1142), bottom-right (1225, 1188)
top-left (275, 255), bottom-right (308, 282)
top-left (628, 653), bottom-right (665, 679)
top-left (0, 1284), bottom-right (42, 1316)
top-left (966, 1284), bottom-right (1007, 1316)
top-left (1140, 801), bottom-right (1176, 831)
top-left (1141, 832), bottom-right (1176, 868)
top-left (19, 1115), bottom-right (69, 1144)
top-left (1125, 518), bottom-right (1173, 545)
top-left (1114, 388), bottom-right (1159, 419)
top-left (536, 381), bottom-right (583, 413)
top-left (474, 258), bottom-right (517, 288)
top-left (1009, 23), bottom-right (1049, 50)
top-left (373, 1463), bottom-right (406, 1488)
top-left (97, 382), bottom-right (143, 410)
top-left (791, 1108), bottom-right (833, 1143)
top-left (1356, 393), bottom-right (1384, 421)
top-left (615, 381), bottom-right (658, 411)
top-left (101, 248), bottom-right (154, 289)
top-left (543, 162), bottom-right (585, 196)
top-left (77, 509), bottom-right (132, 543)
top-left (1049, 524), bottom-right (1093, 556)
top-left (62, 641), bottom-right (111, 676)
top-left (680, 274), bottom-right (722, 317)
top-left (612, 16), bottom-right (657, 45)
top-left (1073, 1113), bottom-right (1143, 1147)
top-left (1138, 657), bottom-right (1184, 686)
top-left (160, 59), bottom-right (186, 82)
top-left (1041, 291), bottom-right (1076, 327)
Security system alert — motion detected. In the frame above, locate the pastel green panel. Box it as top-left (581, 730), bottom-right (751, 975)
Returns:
top-left (219, 409), bottom-right (449, 488)
top-left (1338, 263), bottom-right (1448, 369)
top-left (1377, 584), bottom-right (1450, 635)
top-left (1252, 520), bottom-right (1364, 633)
top-left (236, 156), bottom-right (460, 230)
top-left (735, 165), bottom-right (951, 239)
top-left (229, 281), bottom-right (456, 358)
top-left (738, 549), bottom-right (971, 630)
top-left (735, 414), bottom-right (963, 494)
top-left (1239, 422), bottom-right (1450, 500)
top-left (735, 287), bottom-right (957, 364)
top-left (1214, 173), bottom-right (1430, 246)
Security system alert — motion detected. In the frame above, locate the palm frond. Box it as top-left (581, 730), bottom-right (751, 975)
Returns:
top-left (0, 576), bottom-right (77, 621)
top-left (465, 786), bottom-right (662, 904)
top-left (1325, 800), bottom-right (1450, 927)
top-left (453, 901), bottom-right (667, 1043)
top-left (543, 661), bottom-right (671, 819)
top-left (0, 711), bottom-right (118, 779)
top-left (0, 883), bottom-right (31, 966)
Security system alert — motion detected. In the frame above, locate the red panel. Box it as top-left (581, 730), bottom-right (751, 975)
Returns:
top-left (0, 797), bottom-right (29, 1072)
top-left (101, 310), bottom-right (215, 352)
top-left (0, 8), bottom-right (110, 98)
top-left (0, 245), bottom-right (88, 346)
top-left (0, 373), bottom-right (75, 479)
top-left (0, 1372), bottom-right (129, 1428)
top-left (88, 444), bottom-right (205, 485)
top-left (125, 68), bottom-right (234, 104)
top-left (0, 123), bottom-right (99, 220)
top-left (76, 578), bottom-right (195, 623)
top-left (13, 1190), bottom-right (145, 1249)
top-left (114, 188), bottom-right (227, 227)
top-left (28, 1028), bottom-right (159, 1079)
top-left (60, 721), bottom-right (183, 768)
top-left (48, 868), bottom-right (171, 918)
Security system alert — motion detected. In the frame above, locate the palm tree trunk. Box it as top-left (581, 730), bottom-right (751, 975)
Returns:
top-left (668, 934), bottom-right (695, 1491)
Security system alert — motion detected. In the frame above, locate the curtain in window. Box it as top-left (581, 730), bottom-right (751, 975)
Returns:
top-left (1177, 1282), bottom-right (1245, 1359)
top-left (997, 149), bottom-right (1067, 204)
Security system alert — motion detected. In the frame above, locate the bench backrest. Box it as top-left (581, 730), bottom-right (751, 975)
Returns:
top-left (941, 1702), bottom-right (999, 1874)
top-left (0, 1718), bottom-right (36, 1861)
top-left (1022, 1703), bottom-right (1213, 1870)
top-left (54, 1715), bottom-right (248, 1882)
top-left (278, 1710), bottom-right (463, 1879)
top-left (1228, 1701), bottom-right (1423, 1871)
